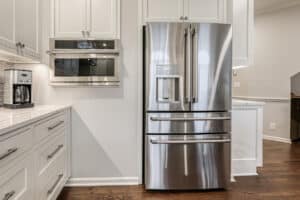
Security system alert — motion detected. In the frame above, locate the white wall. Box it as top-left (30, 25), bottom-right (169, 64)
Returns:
top-left (22, 0), bottom-right (141, 182)
top-left (233, 5), bottom-right (300, 140)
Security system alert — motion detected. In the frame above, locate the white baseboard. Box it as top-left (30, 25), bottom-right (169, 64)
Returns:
top-left (232, 172), bottom-right (258, 177)
top-left (263, 135), bottom-right (291, 144)
top-left (65, 177), bottom-right (140, 187)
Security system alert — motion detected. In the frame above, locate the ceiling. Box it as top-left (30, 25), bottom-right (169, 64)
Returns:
top-left (254, 0), bottom-right (300, 14)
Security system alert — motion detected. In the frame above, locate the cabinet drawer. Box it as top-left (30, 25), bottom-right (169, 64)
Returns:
top-left (0, 127), bottom-right (33, 168)
top-left (0, 155), bottom-right (34, 200)
top-left (36, 130), bottom-right (66, 175)
top-left (35, 113), bottom-right (66, 143)
top-left (37, 149), bottom-right (67, 200)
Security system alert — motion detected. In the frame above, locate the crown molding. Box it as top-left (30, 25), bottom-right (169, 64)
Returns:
top-left (255, 0), bottom-right (300, 15)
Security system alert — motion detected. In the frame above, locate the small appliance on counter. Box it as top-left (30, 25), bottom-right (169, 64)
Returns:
top-left (4, 69), bottom-right (34, 109)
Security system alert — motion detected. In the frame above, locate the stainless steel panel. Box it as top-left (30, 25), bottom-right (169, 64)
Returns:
top-left (191, 23), bottom-right (232, 111)
top-left (145, 23), bottom-right (190, 111)
top-left (145, 134), bottom-right (231, 190)
top-left (146, 112), bottom-right (231, 134)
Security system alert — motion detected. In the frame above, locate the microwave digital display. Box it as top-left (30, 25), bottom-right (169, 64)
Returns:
top-left (55, 40), bottom-right (115, 50)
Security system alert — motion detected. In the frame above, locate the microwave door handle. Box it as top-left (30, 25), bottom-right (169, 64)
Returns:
top-left (191, 26), bottom-right (198, 103)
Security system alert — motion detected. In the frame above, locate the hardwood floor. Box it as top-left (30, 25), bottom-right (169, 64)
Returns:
top-left (58, 140), bottom-right (300, 200)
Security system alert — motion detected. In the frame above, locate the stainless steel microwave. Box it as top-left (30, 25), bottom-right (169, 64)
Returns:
top-left (48, 38), bottom-right (120, 86)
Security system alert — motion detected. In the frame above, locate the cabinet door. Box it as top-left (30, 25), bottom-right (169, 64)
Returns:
top-left (54, 0), bottom-right (87, 37)
top-left (185, 0), bottom-right (226, 22)
top-left (0, 0), bottom-right (15, 50)
top-left (0, 155), bottom-right (34, 200)
top-left (15, 0), bottom-right (38, 53)
top-left (87, 0), bottom-right (119, 38)
top-left (233, 0), bottom-right (254, 67)
top-left (144, 0), bottom-right (184, 22)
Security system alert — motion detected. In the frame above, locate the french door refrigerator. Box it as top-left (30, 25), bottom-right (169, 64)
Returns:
top-left (144, 22), bottom-right (232, 190)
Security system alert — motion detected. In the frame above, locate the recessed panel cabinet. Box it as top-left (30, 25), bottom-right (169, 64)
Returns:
top-left (15, 0), bottom-right (39, 57)
top-left (233, 0), bottom-right (254, 67)
top-left (0, 0), bottom-right (14, 49)
top-left (0, 0), bottom-right (40, 63)
top-left (145, 0), bottom-right (183, 22)
top-left (53, 0), bottom-right (120, 38)
top-left (144, 0), bottom-right (227, 23)
top-left (54, 0), bottom-right (87, 38)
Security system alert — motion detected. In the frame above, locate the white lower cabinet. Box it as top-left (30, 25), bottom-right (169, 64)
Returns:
top-left (36, 149), bottom-right (67, 200)
top-left (0, 155), bottom-right (34, 200)
top-left (232, 102), bottom-right (264, 177)
top-left (0, 109), bottom-right (71, 200)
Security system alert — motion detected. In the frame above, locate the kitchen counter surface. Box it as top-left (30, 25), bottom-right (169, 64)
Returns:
top-left (233, 99), bottom-right (265, 107)
top-left (0, 105), bottom-right (71, 136)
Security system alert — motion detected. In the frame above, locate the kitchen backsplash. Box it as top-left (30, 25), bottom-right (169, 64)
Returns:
top-left (0, 61), bottom-right (12, 106)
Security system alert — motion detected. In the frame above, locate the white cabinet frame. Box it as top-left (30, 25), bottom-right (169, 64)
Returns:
top-left (51, 0), bottom-right (120, 39)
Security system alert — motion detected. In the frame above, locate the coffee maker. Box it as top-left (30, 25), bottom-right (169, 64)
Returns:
top-left (4, 69), bottom-right (34, 108)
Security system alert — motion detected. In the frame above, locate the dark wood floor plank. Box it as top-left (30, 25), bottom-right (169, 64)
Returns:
top-left (57, 140), bottom-right (300, 200)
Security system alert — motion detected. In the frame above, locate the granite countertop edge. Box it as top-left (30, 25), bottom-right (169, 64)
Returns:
top-left (0, 105), bottom-right (72, 137)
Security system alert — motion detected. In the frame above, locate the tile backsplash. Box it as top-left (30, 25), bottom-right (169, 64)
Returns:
top-left (0, 61), bottom-right (11, 106)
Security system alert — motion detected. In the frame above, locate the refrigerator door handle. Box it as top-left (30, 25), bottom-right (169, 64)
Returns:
top-left (191, 26), bottom-right (198, 103)
top-left (150, 116), bottom-right (231, 121)
top-left (184, 27), bottom-right (192, 103)
top-left (150, 139), bottom-right (231, 144)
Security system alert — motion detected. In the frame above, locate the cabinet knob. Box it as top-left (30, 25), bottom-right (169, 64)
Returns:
top-left (184, 16), bottom-right (188, 20)
top-left (180, 16), bottom-right (184, 20)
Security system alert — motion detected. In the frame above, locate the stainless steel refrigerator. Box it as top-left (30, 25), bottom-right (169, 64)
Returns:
top-left (144, 22), bottom-right (232, 190)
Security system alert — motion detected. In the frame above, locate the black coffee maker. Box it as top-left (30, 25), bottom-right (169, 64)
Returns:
top-left (4, 69), bottom-right (34, 108)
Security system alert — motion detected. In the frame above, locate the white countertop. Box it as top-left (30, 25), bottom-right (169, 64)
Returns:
top-left (232, 99), bottom-right (265, 107)
top-left (0, 105), bottom-right (71, 136)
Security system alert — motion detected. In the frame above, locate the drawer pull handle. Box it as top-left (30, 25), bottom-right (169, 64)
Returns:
top-left (47, 174), bottom-right (63, 196)
top-left (150, 116), bottom-right (230, 121)
top-left (47, 145), bottom-right (64, 160)
top-left (3, 191), bottom-right (15, 200)
top-left (48, 121), bottom-right (64, 131)
top-left (150, 139), bottom-right (231, 144)
top-left (0, 148), bottom-right (18, 161)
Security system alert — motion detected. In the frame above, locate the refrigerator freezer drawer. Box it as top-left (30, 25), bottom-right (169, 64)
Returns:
top-left (145, 134), bottom-right (231, 190)
top-left (146, 112), bottom-right (231, 134)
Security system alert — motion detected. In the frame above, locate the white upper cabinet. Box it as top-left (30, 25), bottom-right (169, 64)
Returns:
top-left (144, 0), bottom-right (227, 23)
top-left (54, 0), bottom-right (87, 38)
top-left (0, 0), bottom-right (14, 47)
top-left (15, 0), bottom-right (38, 54)
top-left (185, 0), bottom-right (225, 22)
top-left (145, 0), bottom-right (183, 22)
top-left (53, 0), bottom-right (120, 38)
top-left (0, 0), bottom-right (40, 63)
top-left (88, 0), bottom-right (119, 38)
top-left (233, 0), bottom-right (254, 67)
